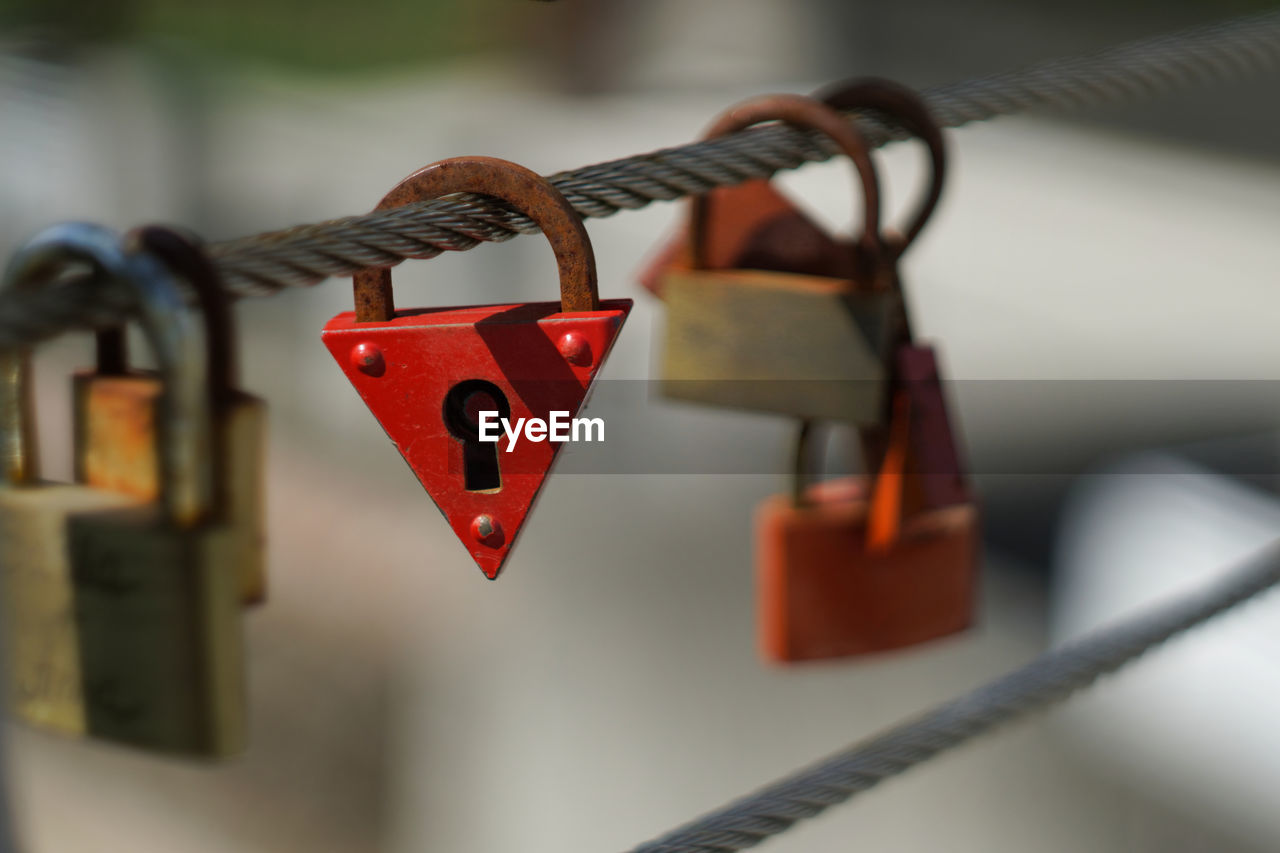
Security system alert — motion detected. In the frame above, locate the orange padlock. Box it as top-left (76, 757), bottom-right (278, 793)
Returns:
top-left (756, 347), bottom-right (978, 663)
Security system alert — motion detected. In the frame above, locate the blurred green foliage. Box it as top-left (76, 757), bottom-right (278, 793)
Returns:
top-left (0, 0), bottom-right (141, 45)
top-left (2, 0), bottom-right (1275, 75)
top-left (0, 0), bottom-right (521, 72)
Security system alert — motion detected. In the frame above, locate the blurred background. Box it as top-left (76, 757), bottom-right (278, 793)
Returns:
top-left (2, 1), bottom-right (1280, 851)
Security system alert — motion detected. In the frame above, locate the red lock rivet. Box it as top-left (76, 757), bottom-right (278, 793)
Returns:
top-left (350, 342), bottom-right (385, 377)
top-left (470, 514), bottom-right (504, 548)
top-left (557, 332), bottom-right (592, 367)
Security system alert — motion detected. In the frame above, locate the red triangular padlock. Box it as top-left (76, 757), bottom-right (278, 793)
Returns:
top-left (323, 299), bottom-right (630, 579)
top-left (323, 156), bottom-right (631, 579)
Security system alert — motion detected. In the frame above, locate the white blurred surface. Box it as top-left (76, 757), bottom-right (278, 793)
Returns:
top-left (1053, 454), bottom-right (1280, 853)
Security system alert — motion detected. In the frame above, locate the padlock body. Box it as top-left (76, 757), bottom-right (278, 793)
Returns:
top-left (322, 298), bottom-right (631, 579)
top-left (0, 484), bottom-right (141, 735)
top-left (74, 371), bottom-right (268, 603)
top-left (66, 505), bottom-right (245, 756)
top-left (660, 268), bottom-right (899, 422)
top-left (757, 477), bottom-right (977, 662)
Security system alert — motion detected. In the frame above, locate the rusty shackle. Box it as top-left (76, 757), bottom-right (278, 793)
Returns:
top-left (790, 388), bottom-right (913, 549)
top-left (353, 156), bottom-right (599, 323)
top-left (118, 226), bottom-right (238, 409)
top-left (690, 94), bottom-right (882, 274)
top-left (815, 78), bottom-right (947, 260)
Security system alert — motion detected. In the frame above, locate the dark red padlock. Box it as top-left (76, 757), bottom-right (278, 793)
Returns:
top-left (752, 79), bottom-right (976, 662)
top-left (757, 360), bottom-right (978, 663)
top-left (322, 157), bottom-right (631, 579)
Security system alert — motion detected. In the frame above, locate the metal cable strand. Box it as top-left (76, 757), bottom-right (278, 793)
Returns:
top-left (4, 10), bottom-right (1280, 347)
top-left (627, 538), bottom-right (1280, 853)
top-left (205, 9), bottom-right (1280, 285)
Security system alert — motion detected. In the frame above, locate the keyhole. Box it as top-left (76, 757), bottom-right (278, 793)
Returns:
top-left (443, 379), bottom-right (510, 492)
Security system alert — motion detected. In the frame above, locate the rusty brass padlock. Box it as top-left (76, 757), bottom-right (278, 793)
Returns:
top-left (649, 81), bottom-right (948, 425)
top-left (73, 226), bottom-right (267, 604)
top-left (756, 357), bottom-right (977, 663)
top-left (1, 222), bottom-right (246, 756)
top-left (653, 93), bottom-right (899, 423)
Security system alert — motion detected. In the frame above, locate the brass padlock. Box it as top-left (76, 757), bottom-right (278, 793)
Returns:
top-left (651, 81), bottom-right (947, 425)
top-left (1, 222), bottom-right (246, 756)
top-left (652, 92), bottom-right (897, 423)
top-left (756, 376), bottom-right (978, 663)
top-left (73, 226), bottom-right (267, 604)
top-left (1, 351), bottom-right (140, 736)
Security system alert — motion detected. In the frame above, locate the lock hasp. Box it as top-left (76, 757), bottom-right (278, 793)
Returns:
top-left (322, 298), bottom-right (631, 579)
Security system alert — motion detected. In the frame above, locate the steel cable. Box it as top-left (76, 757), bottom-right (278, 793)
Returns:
top-left (4, 10), bottom-right (1280, 346)
top-left (628, 538), bottom-right (1280, 853)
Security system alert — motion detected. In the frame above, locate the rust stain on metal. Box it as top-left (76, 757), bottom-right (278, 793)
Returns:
top-left (78, 376), bottom-right (161, 501)
top-left (641, 83), bottom-right (949, 302)
top-left (693, 93), bottom-right (883, 279)
top-left (815, 78), bottom-right (947, 260)
top-left (639, 93), bottom-right (884, 297)
top-left (354, 156), bottom-right (600, 323)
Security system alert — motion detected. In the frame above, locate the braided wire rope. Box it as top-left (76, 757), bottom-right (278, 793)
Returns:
top-left (629, 538), bottom-right (1280, 853)
top-left (3, 10), bottom-right (1280, 347)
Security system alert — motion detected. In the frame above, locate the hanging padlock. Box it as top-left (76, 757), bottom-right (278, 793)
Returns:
top-left (756, 389), bottom-right (977, 663)
top-left (648, 93), bottom-right (907, 423)
top-left (1, 222), bottom-right (246, 755)
top-left (321, 156), bottom-right (631, 580)
top-left (73, 225), bottom-right (268, 604)
top-left (813, 78), bottom-right (965, 511)
top-left (753, 80), bottom-right (978, 663)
